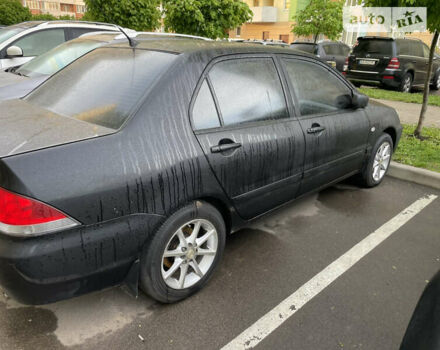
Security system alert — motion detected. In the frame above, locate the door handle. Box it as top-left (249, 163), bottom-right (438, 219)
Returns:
top-left (211, 141), bottom-right (242, 153)
top-left (307, 125), bottom-right (326, 134)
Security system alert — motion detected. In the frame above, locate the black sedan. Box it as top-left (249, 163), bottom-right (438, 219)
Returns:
top-left (0, 39), bottom-right (402, 305)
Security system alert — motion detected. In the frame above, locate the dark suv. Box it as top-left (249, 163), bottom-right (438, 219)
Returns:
top-left (290, 41), bottom-right (351, 72)
top-left (345, 37), bottom-right (440, 92)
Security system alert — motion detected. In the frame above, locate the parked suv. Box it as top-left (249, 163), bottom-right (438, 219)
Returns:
top-left (0, 21), bottom-right (118, 70)
top-left (290, 41), bottom-right (351, 72)
top-left (345, 37), bottom-right (440, 92)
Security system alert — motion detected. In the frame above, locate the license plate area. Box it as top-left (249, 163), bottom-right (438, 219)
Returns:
top-left (359, 59), bottom-right (377, 66)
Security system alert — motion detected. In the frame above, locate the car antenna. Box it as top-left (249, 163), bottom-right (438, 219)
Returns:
top-left (117, 25), bottom-right (138, 48)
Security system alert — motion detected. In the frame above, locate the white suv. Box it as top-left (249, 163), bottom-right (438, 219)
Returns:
top-left (0, 21), bottom-right (118, 70)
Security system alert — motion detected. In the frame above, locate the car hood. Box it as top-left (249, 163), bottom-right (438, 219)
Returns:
top-left (0, 71), bottom-right (27, 88)
top-left (0, 99), bottom-right (115, 158)
top-left (0, 75), bottom-right (48, 101)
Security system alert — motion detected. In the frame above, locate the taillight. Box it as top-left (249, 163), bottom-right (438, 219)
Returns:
top-left (386, 57), bottom-right (400, 69)
top-left (0, 187), bottom-right (78, 237)
top-left (342, 57), bottom-right (349, 75)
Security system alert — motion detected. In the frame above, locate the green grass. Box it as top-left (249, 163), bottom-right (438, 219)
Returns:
top-left (394, 124), bottom-right (440, 173)
top-left (359, 87), bottom-right (440, 107)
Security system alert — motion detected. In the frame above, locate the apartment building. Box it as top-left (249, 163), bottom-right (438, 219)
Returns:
top-left (229, 0), bottom-right (310, 43)
top-left (22, 0), bottom-right (86, 19)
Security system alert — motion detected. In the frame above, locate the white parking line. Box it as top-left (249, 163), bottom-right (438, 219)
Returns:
top-left (221, 194), bottom-right (438, 350)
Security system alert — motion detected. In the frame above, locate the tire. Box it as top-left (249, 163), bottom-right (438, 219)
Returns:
top-left (358, 133), bottom-right (393, 188)
top-left (398, 73), bottom-right (412, 93)
top-left (431, 71), bottom-right (440, 90)
top-left (139, 201), bottom-right (226, 303)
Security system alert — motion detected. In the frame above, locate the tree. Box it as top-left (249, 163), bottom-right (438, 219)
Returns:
top-left (83, 0), bottom-right (161, 31)
top-left (162, 0), bottom-right (253, 39)
top-left (31, 13), bottom-right (57, 21)
top-left (0, 0), bottom-right (31, 26)
top-left (292, 0), bottom-right (344, 43)
top-left (364, 0), bottom-right (440, 139)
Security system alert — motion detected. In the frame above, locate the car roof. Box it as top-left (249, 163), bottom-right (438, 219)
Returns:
top-left (7, 21), bottom-right (117, 31)
top-left (105, 38), bottom-right (313, 59)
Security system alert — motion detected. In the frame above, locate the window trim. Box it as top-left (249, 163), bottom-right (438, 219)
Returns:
top-left (190, 54), bottom-right (294, 133)
top-left (278, 54), bottom-right (357, 120)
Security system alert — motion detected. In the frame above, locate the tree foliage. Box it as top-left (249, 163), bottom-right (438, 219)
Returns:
top-left (292, 0), bottom-right (344, 42)
top-left (162, 0), bottom-right (253, 39)
top-left (83, 0), bottom-right (161, 31)
top-left (364, 0), bottom-right (440, 138)
top-left (0, 0), bottom-right (31, 26)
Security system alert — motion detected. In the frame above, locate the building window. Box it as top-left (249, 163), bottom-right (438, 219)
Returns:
top-left (236, 27), bottom-right (241, 37)
top-left (253, 0), bottom-right (259, 6)
top-left (263, 31), bottom-right (269, 40)
top-left (284, 0), bottom-right (290, 10)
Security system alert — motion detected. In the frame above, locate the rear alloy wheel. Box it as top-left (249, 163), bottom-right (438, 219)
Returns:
top-left (161, 219), bottom-right (218, 290)
top-left (399, 73), bottom-right (412, 93)
top-left (359, 133), bottom-right (393, 187)
top-left (140, 201), bottom-right (225, 303)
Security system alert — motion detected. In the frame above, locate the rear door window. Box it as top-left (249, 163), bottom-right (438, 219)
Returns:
top-left (353, 39), bottom-right (392, 55)
top-left (411, 42), bottom-right (424, 57)
top-left (290, 44), bottom-right (317, 54)
top-left (323, 44), bottom-right (340, 56)
top-left (208, 58), bottom-right (289, 127)
top-left (192, 80), bottom-right (221, 130)
top-left (10, 29), bottom-right (66, 57)
top-left (397, 40), bottom-right (411, 56)
top-left (27, 48), bottom-right (177, 129)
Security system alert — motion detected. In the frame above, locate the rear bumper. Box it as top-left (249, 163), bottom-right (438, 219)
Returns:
top-left (0, 213), bottom-right (163, 305)
top-left (347, 69), bottom-right (403, 88)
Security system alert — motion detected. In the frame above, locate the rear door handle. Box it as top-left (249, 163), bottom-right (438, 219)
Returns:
top-left (211, 142), bottom-right (242, 153)
top-left (307, 125), bottom-right (326, 134)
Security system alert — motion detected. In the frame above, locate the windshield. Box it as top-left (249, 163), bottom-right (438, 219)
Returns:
top-left (290, 44), bottom-right (317, 54)
top-left (17, 39), bottom-right (105, 78)
top-left (27, 48), bottom-right (177, 130)
top-left (0, 27), bottom-right (26, 45)
top-left (353, 39), bottom-right (393, 55)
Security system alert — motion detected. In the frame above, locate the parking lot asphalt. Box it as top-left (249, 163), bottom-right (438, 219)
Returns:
top-left (0, 177), bottom-right (439, 350)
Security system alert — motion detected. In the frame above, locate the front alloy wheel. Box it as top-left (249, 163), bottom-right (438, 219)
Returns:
top-left (161, 219), bottom-right (218, 290)
top-left (358, 133), bottom-right (394, 187)
top-left (372, 141), bottom-right (391, 182)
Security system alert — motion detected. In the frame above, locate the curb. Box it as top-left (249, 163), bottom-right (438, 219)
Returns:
top-left (388, 161), bottom-right (440, 190)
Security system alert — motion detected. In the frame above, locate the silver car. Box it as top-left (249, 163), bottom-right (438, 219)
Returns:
top-left (0, 32), bottom-right (125, 100)
top-left (0, 21), bottom-right (118, 70)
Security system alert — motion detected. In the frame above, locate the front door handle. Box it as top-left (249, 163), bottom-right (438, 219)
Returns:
top-left (307, 125), bottom-right (326, 134)
top-left (211, 142), bottom-right (242, 153)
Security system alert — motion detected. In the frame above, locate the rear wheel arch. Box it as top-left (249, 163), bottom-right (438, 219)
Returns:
top-left (406, 69), bottom-right (414, 80)
top-left (198, 196), bottom-right (232, 235)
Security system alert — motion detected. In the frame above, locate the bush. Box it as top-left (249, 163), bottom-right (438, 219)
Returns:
top-left (0, 0), bottom-right (31, 26)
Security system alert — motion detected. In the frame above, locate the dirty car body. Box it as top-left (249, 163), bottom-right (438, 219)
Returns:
top-left (0, 39), bottom-right (402, 304)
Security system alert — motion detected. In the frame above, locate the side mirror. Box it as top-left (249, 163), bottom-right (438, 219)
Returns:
top-left (352, 91), bottom-right (369, 109)
top-left (6, 46), bottom-right (23, 58)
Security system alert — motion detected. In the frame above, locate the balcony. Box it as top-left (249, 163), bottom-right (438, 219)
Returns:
top-left (250, 6), bottom-right (278, 23)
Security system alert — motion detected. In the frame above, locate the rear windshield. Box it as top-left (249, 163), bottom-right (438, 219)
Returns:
top-left (290, 44), bottom-right (317, 54)
top-left (27, 48), bottom-right (177, 129)
top-left (17, 39), bottom-right (105, 78)
top-left (353, 39), bottom-right (393, 55)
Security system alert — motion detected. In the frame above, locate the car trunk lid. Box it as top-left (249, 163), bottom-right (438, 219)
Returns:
top-left (0, 99), bottom-right (114, 158)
